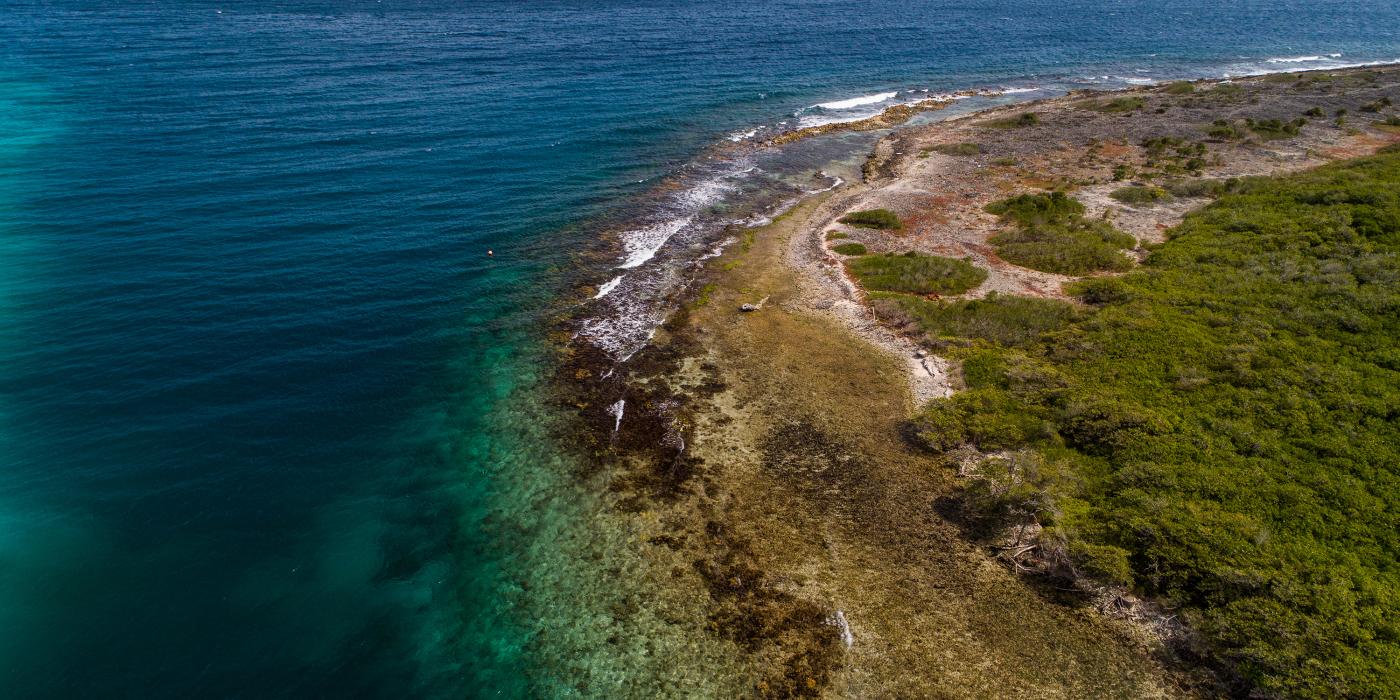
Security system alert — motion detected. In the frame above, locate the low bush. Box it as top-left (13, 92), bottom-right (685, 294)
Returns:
top-left (985, 191), bottom-right (1085, 224)
top-left (874, 291), bottom-right (1083, 347)
top-left (1360, 96), bottom-right (1392, 113)
top-left (825, 231), bottom-right (848, 240)
top-left (830, 242), bottom-right (867, 255)
top-left (838, 208), bottom-right (902, 230)
top-left (1206, 119), bottom-right (1248, 140)
top-left (847, 252), bottom-right (987, 295)
top-left (1163, 177), bottom-right (1250, 198)
top-left (1163, 81), bottom-right (1196, 95)
top-left (985, 192), bottom-right (1136, 275)
top-left (1080, 96), bottom-right (1145, 113)
top-left (930, 142), bottom-right (982, 156)
top-left (1245, 117), bottom-right (1306, 139)
top-left (1109, 185), bottom-right (1172, 206)
top-left (1064, 276), bottom-right (1133, 305)
top-left (983, 112), bottom-right (1040, 128)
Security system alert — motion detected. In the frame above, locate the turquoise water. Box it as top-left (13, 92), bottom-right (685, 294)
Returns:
top-left (3, 1), bottom-right (1399, 696)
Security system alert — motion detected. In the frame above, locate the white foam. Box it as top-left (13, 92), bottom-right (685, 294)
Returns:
top-left (831, 610), bottom-right (854, 648)
top-left (677, 176), bottom-right (734, 210)
top-left (1228, 57), bottom-right (1400, 78)
top-left (814, 91), bottom-right (898, 110)
top-left (1266, 55), bottom-right (1328, 63)
top-left (796, 112), bottom-right (876, 128)
top-left (594, 275), bottom-right (624, 299)
top-left (999, 86), bottom-right (1042, 95)
top-left (812, 175), bottom-right (844, 193)
top-left (608, 400), bottom-right (625, 433)
top-left (617, 217), bottom-right (692, 269)
top-left (728, 127), bottom-right (760, 142)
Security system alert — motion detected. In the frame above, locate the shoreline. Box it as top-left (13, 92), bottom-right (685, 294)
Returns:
top-left (557, 65), bottom-right (1400, 696)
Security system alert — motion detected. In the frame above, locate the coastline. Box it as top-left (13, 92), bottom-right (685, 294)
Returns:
top-left (558, 66), bottom-right (1400, 696)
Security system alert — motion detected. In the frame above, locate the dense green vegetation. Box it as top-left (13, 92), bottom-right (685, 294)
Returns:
top-left (985, 192), bottom-right (1136, 274)
top-left (831, 242), bottom-right (867, 256)
top-left (846, 252), bottom-right (986, 295)
top-left (912, 149), bottom-right (1400, 697)
top-left (1109, 185), bottom-right (1172, 206)
top-left (839, 208), bottom-right (902, 230)
top-left (872, 292), bottom-right (1083, 348)
top-left (825, 231), bottom-right (848, 240)
top-left (1163, 81), bottom-right (1196, 95)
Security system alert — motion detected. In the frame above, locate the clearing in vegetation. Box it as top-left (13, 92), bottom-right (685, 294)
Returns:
top-left (985, 192), bottom-right (1136, 275)
top-left (846, 251), bottom-right (987, 295)
top-left (873, 292), bottom-right (1084, 349)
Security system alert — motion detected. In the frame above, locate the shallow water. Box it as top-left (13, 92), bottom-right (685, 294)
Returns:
top-left (2, 1), bottom-right (1399, 696)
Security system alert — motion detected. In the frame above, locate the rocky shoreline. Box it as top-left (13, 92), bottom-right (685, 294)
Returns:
top-left (555, 65), bottom-right (1400, 697)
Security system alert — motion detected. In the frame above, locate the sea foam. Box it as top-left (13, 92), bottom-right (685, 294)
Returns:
top-left (617, 217), bottom-right (692, 269)
top-left (813, 91), bottom-right (898, 110)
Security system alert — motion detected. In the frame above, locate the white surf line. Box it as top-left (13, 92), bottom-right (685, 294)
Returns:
top-left (608, 399), bottom-right (625, 433)
top-left (594, 274), bottom-right (624, 299)
top-left (813, 91), bottom-right (898, 110)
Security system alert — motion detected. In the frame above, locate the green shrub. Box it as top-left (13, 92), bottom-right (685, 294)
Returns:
top-left (985, 192), bottom-right (1136, 275)
top-left (1080, 96), bottom-right (1145, 113)
top-left (874, 291), bottom-right (1083, 347)
top-left (1206, 119), bottom-right (1248, 140)
top-left (992, 157), bottom-right (1018, 166)
top-left (1109, 185), bottom-right (1173, 206)
top-left (983, 112), bottom-right (1040, 128)
top-left (1245, 117), bottom-right (1306, 139)
top-left (930, 142), bottom-right (982, 156)
top-left (1163, 81), bottom-right (1196, 95)
top-left (846, 252), bottom-right (987, 295)
top-left (1164, 177), bottom-right (1260, 198)
top-left (1066, 276), bottom-right (1133, 305)
top-left (830, 242), bottom-right (867, 255)
top-left (825, 231), bottom-right (848, 240)
top-left (1360, 97), bottom-right (1392, 113)
top-left (984, 191), bottom-right (1085, 224)
top-left (1304, 106), bottom-right (1325, 117)
top-left (838, 208), bottom-right (902, 230)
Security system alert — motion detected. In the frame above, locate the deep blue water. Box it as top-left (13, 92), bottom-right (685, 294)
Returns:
top-left (2, 1), bottom-right (1398, 696)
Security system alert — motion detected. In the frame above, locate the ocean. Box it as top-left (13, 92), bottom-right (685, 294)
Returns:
top-left (2, 0), bottom-right (1397, 696)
